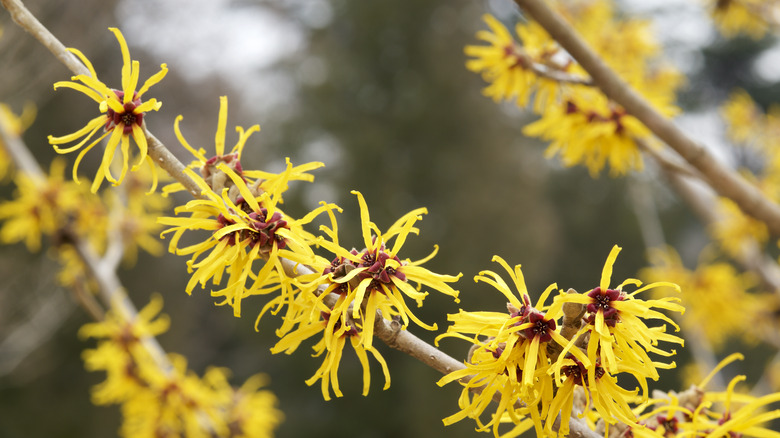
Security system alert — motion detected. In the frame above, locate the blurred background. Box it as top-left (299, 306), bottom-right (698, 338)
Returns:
top-left (0, 0), bottom-right (778, 436)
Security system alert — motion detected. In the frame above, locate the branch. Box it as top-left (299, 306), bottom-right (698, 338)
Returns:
top-left (513, 0), bottom-right (780, 237)
top-left (280, 259), bottom-right (601, 438)
top-left (0, 0), bottom-right (89, 77)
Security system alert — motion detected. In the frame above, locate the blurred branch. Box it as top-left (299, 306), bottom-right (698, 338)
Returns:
top-left (513, 0), bottom-right (780, 237)
top-left (628, 176), bottom-right (725, 390)
top-left (636, 137), bottom-right (780, 352)
top-left (0, 0), bottom-right (89, 77)
top-left (0, 286), bottom-right (75, 377)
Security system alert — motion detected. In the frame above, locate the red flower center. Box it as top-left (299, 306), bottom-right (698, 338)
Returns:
top-left (214, 200), bottom-right (289, 250)
top-left (521, 311), bottom-right (556, 343)
top-left (585, 287), bottom-right (623, 326)
top-left (561, 357), bottom-right (605, 386)
top-left (357, 244), bottom-right (406, 292)
top-left (106, 90), bottom-right (144, 135)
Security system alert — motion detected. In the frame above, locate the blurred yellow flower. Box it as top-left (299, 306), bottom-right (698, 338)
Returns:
top-left (465, 14), bottom-right (564, 112)
top-left (81, 296), bottom-right (283, 438)
top-left (707, 0), bottom-right (778, 39)
top-left (0, 158), bottom-right (104, 251)
top-left (641, 247), bottom-right (767, 349)
top-left (466, 1), bottom-right (682, 177)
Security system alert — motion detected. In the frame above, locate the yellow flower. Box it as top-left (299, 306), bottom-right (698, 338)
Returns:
top-left (79, 294), bottom-right (171, 405)
top-left (707, 0), bottom-right (777, 39)
top-left (0, 102), bottom-right (36, 180)
top-left (314, 190), bottom-right (461, 349)
top-left (467, 2), bottom-right (682, 177)
top-left (48, 27), bottom-right (168, 193)
top-left (0, 158), bottom-right (103, 251)
top-left (81, 296), bottom-right (283, 438)
top-left (222, 373), bottom-right (284, 438)
top-left (436, 256), bottom-right (586, 437)
top-left (271, 290), bottom-right (391, 401)
top-left (465, 14), bottom-right (564, 112)
top-left (630, 353), bottom-right (780, 437)
top-left (163, 96), bottom-right (321, 199)
top-left (522, 88), bottom-right (652, 176)
top-left (159, 165), bottom-right (334, 318)
top-left (712, 196), bottom-right (770, 257)
top-left (550, 246), bottom-right (684, 396)
top-left (721, 90), bottom-right (766, 147)
top-left (641, 247), bottom-right (765, 349)
top-left (105, 158), bottom-right (172, 265)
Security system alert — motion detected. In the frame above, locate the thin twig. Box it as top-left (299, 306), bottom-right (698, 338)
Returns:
top-left (0, 286), bottom-right (75, 376)
top-left (514, 0), bottom-right (780, 237)
top-left (514, 49), bottom-right (593, 86)
top-left (530, 62), bottom-right (593, 86)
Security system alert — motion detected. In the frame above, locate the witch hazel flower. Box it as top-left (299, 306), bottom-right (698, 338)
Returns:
top-left (311, 190), bottom-right (461, 350)
top-left (48, 28), bottom-right (167, 193)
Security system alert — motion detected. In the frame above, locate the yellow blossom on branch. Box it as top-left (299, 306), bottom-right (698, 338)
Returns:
top-left (48, 27), bottom-right (168, 193)
top-left (465, 14), bottom-right (565, 112)
top-left (522, 88), bottom-right (653, 176)
top-left (313, 190), bottom-right (461, 349)
top-left (717, 91), bottom-right (780, 257)
top-left (266, 192), bottom-right (458, 400)
top-left (108, 157), bottom-right (172, 264)
top-left (270, 289), bottom-right (391, 401)
top-left (436, 256), bottom-right (587, 437)
top-left (159, 165), bottom-right (335, 319)
top-left (549, 245), bottom-right (684, 405)
top-left (466, 1), bottom-right (682, 176)
top-left (628, 353), bottom-right (780, 437)
top-left (163, 96), bottom-right (321, 200)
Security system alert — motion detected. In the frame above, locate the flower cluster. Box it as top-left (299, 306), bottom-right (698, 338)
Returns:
top-left (156, 95), bottom-right (462, 399)
top-left (158, 97), bottom-right (335, 320)
top-left (624, 353), bottom-right (780, 437)
top-left (465, 0), bottom-right (682, 176)
top-left (0, 158), bottom-right (103, 251)
top-left (48, 28), bottom-right (167, 193)
top-left (270, 191), bottom-right (460, 399)
top-left (437, 245), bottom-right (684, 436)
top-left (80, 295), bottom-right (283, 438)
top-left (0, 156), bottom-right (171, 282)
